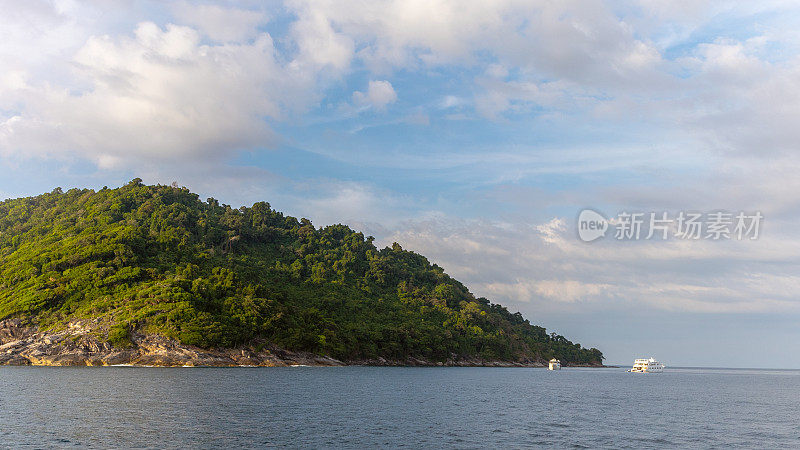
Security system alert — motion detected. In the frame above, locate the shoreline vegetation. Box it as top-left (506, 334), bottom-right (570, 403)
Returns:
top-left (0, 180), bottom-right (603, 367)
top-left (0, 318), bottom-right (602, 368)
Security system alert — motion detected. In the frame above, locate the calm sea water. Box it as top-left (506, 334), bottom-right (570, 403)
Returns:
top-left (1, 366), bottom-right (798, 448)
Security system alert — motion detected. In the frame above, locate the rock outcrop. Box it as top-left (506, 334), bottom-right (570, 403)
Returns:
top-left (0, 319), bottom-right (565, 367)
top-left (0, 319), bottom-right (343, 367)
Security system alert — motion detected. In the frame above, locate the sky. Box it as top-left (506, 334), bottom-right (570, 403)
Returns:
top-left (3, 0), bottom-right (800, 368)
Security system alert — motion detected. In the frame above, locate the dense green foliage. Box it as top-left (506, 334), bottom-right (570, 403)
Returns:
top-left (0, 180), bottom-right (603, 364)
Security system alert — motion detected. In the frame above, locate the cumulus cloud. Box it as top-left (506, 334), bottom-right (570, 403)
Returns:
top-left (171, 2), bottom-right (267, 42)
top-left (285, 0), bottom-right (669, 116)
top-left (383, 214), bottom-right (800, 315)
top-left (4, 0), bottom-right (799, 167)
top-left (352, 80), bottom-right (397, 111)
top-left (282, 0), bottom-right (800, 158)
top-left (289, 1), bottom-right (354, 72)
top-left (0, 19), bottom-right (320, 167)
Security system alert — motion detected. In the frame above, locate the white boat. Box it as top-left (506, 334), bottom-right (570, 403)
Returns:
top-left (627, 357), bottom-right (665, 373)
top-left (548, 358), bottom-right (561, 370)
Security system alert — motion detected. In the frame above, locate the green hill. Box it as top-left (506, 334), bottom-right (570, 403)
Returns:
top-left (0, 179), bottom-right (602, 365)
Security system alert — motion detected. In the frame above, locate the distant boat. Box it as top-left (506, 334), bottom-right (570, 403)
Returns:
top-left (548, 358), bottom-right (561, 370)
top-left (627, 357), bottom-right (665, 373)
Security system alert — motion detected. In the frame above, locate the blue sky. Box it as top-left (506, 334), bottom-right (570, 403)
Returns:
top-left (3, 0), bottom-right (800, 367)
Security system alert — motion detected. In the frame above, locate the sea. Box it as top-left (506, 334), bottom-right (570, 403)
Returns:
top-left (1, 366), bottom-right (798, 448)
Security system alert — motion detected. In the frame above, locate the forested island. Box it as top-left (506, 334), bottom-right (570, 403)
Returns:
top-left (0, 180), bottom-right (603, 367)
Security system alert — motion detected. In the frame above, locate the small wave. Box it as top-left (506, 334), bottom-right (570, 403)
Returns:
top-left (638, 437), bottom-right (675, 445)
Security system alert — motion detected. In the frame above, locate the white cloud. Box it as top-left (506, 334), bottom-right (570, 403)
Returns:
top-left (0, 20), bottom-right (321, 166)
top-left (171, 2), bottom-right (267, 42)
top-left (382, 214), bottom-right (800, 315)
top-left (439, 95), bottom-right (463, 109)
top-left (352, 80), bottom-right (397, 111)
top-left (285, 0), bottom-right (669, 107)
top-left (4, 0), bottom-right (800, 168)
top-left (282, 0), bottom-right (800, 157)
top-left (288, 1), bottom-right (354, 72)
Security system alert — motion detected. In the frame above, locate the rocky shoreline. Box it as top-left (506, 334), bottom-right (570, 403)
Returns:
top-left (0, 319), bottom-right (599, 368)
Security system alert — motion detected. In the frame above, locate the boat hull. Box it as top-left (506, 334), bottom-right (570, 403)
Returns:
top-left (628, 357), bottom-right (665, 373)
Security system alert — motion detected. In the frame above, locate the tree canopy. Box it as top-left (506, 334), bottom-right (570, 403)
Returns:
top-left (0, 180), bottom-right (603, 365)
